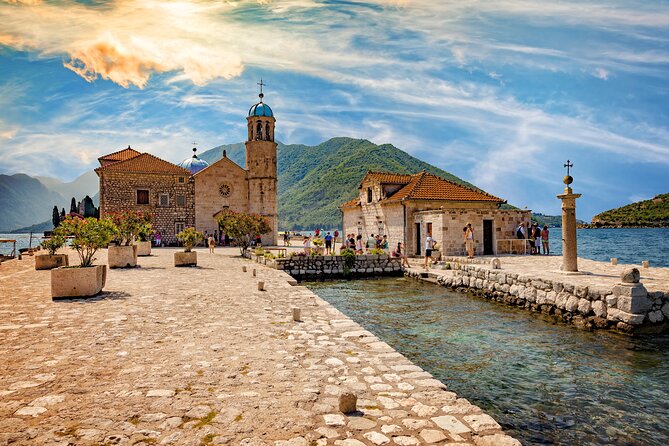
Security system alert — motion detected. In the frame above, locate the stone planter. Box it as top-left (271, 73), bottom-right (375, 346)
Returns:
top-left (35, 254), bottom-right (69, 270)
top-left (51, 265), bottom-right (107, 299)
top-left (108, 245), bottom-right (137, 268)
top-left (175, 251), bottom-right (197, 267)
top-left (135, 241), bottom-right (151, 256)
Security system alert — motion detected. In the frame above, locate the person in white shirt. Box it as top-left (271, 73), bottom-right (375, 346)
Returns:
top-left (423, 233), bottom-right (434, 268)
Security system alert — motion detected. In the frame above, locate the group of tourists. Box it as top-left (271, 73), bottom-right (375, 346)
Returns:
top-left (202, 229), bottom-right (230, 247)
top-left (515, 222), bottom-right (549, 255)
top-left (302, 230), bottom-right (338, 255)
top-left (343, 233), bottom-right (389, 255)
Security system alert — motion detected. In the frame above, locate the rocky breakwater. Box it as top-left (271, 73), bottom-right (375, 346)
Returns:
top-left (407, 263), bottom-right (669, 333)
top-left (246, 252), bottom-right (404, 281)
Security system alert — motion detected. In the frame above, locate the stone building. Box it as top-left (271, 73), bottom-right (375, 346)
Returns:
top-left (96, 90), bottom-right (279, 245)
top-left (341, 171), bottom-right (531, 256)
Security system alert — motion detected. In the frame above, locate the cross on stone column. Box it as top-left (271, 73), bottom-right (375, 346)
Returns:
top-left (564, 160), bottom-right (573, 176)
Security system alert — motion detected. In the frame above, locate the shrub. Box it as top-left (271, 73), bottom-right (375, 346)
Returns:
top-left (177, 227), bottom-right (204, 252)
top-left (264, 252), bottom-right (275, 259)
top-left (254, 247), bottom-right (265, 256)
top-left (216, 210), bottom-right (272, 255)
top-left (369, 248), bottom-right (386, 256)
top-left (109, 210), bottom-right (151, 246)
top-left (58, 216), bottom-right (116, 267)
top-left (312, 237), bottom-right (324, 247)
top-left (41, 231), bottom-right (66, 255)
top-left (340, 248), bottom-right (356, 277)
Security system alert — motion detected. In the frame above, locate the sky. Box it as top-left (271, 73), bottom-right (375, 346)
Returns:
top-left (0, 0), bottom-right (668, 220)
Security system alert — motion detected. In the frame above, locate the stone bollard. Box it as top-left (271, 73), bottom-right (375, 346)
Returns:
top-left (611, 258), bottom-right (618, 265)
top-left (242, 266), bottom-right (247, 272)
top-left (292, 307), bottom-right (301, 322)
top-left (253, 269), bottom-right (256, 277)
top-left (642, 260), bottom-right (650, 268)
top-left (257, 281), bottom-right (265, 291)
top-left (338, 391), bottom-right (357, 414)
top-left (491, 258), bottom-right (501, 269)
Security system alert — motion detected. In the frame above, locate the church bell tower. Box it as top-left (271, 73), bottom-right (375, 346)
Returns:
top-left (245, 80), bottom-right (278, 245)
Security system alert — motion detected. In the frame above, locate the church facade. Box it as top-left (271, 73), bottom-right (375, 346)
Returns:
top-left (96, 92), bottom-right (279, 245)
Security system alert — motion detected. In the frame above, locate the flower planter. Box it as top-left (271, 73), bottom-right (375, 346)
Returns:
top-left (51, 265), bottom-right (107, 299)
top-left (35, 254), bottom-right (69, 270)
top-left (108, 245), bottom-right (137, 268)
top-left (135, 241), bottom-right (151, 256)
top-left (174, 251), bottom-right (197, 267)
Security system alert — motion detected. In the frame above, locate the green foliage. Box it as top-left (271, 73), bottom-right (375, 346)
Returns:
top-left (591, 194), bottom-right (669, 227)
top-left (82, 195), bottom-right (96, 218)
top-left (254, 247), bottom-right (265, 255)
top-left (52, 205), bottom-right (61, 228)
top-left (40, 231), bottom-right (66, 255)
top-left (109, 210), bottom-right (152, 245)
top-left (340, 248), bottom-right (356, 277)
top-left (198, 137), bottom-right (477, 230)
top-left (137, 219), bottom-right (154, 242)
top-left (216, 210), bottom-right (272, 255)
top-left (368, 248), bottom-right (386, 256)
top-left (69, 197), bottom-right (77, 214)
top-left (312, 237), bottom-right (324, 247)
top-left (177, 227), bottom-right (204, 252)
top-left (264, 252), bottom-right (276, 259)
top-left (58, 216), bottom-right (115, 267)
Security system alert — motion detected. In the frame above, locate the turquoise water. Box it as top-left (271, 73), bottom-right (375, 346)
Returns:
top-left (306, 278), bottom-right (669, 446)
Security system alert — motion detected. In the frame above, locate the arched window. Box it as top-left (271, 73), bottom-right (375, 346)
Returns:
top-left (256, 122), bottom-right (263, 140)
top-left (265, 123), bottom-right (271, 141)
top-left (248, 123), bottom-right (253, 141)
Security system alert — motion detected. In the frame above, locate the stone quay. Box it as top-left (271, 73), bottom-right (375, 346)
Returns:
top-left (406, 255), bottom-right (669, 333)
top-left (0, 247), bottom-right (519, 446)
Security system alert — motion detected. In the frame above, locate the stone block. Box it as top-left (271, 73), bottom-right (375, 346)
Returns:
top-left (575, 286), bottom-right (588, 298)
top-left (51, 265), bottom-right (107, 299)
top-left (108, 245), bottom-right (137, 268)
top-left (662, 302), bottom-right (669, 318)
top-left (613, 284), bottom-right (648, 298)
top-left (565, 295), bottom-right (579, 312)
top-left (577, 298), bottom-right (592, 315)
top-left (35, 254), bottom-right (69, 270)
top-left (135, 241), bottom-right (151, 256)
top-left (592, 300), bottom-right (607, 318)
top-left (620, 268), bottom-right (640, 283)
top-left (555, 292), bottom-right (569, 310)
top-left (648, 310), bottom-right (664, 324)
top-left (605, 294), bottom-right (617, 307)
top-left (491, 258), bottom-right (501, 269)
top-left (545, 291), bottom-right (556, 305)
top-left (607, 308), bottom-right (645, 325)
top-left (616, 293), bottom-right (651, 314)
top-left (174, 251), bottom-right (197, 267)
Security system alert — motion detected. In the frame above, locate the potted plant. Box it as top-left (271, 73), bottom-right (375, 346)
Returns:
top-left (51, 216), bottom-right (115, 298)
top-left (312, 237), bottom-right (324, 255)
top-left (175, 227), bottom-right (203, 266)
top-left (108, 210), bottom-right (146, 268)
top-left (135, 219), bottom-right (153, 257)
top-left (35, 231), bottom-right (69, 270)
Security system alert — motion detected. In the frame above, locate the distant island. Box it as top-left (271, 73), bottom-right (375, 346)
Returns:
top-left (582, 193), bottom-right (669, 228)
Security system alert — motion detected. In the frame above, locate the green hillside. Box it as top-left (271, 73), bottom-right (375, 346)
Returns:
top-left (591, 194), bottom-right (669, 227)
top-left (0, 174), bottom-right (67, 231)
top-left (199, 137), bottom-right (482, 230)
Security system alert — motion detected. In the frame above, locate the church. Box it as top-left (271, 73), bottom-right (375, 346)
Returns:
top-left (95, 89), bottom-right (279, 246)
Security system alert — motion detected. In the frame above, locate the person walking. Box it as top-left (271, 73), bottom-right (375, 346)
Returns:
top-left (541, 225), bottom-right (550, 255)
top-left (355, 234), bottom-right (363, 254)
top-left (381, 235), bottom-right (389, 254)
top-left (465, 223), bottom-right (475, 259)
top-left (208, 234), bottom-right (215, 254)
top-left (394, 242), bottom-right (411, 268)
top-left (303, 235), bottom-right (311, 254)
top-left (324, 232), bottom-right (333, 255)
top-left (366, 233), bottom-right (376, 253)
top-left (423, 233), bottom-right (434, 269)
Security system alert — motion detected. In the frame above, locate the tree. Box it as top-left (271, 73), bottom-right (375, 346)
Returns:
top-left (69, 197), bottom-right (77, 214)
top-left (217, 210), bottom-right (271, 254)
top-left (82, 195), bottom-right (96, 218)
top-left (60, 208), bottom-right (66, 219)
top-left (52, 205), bottom-right (61, 228)
top-left (58, 216), bottom-right (116, 267)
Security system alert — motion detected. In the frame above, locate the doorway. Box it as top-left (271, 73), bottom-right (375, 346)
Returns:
top-left (415, 223), bottom-right (421, 256)
top-left (483, 220), bottom-right (494, 255)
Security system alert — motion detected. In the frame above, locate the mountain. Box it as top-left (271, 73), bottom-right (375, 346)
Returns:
top-left (10, 219), bottom-right (54, 234)
top-left (36, 171), bottom-right (99, 204)
top-left (0, 174), bottom-right (67, 231)
top-left (199, 137), bottom-right (482, 230)
top-left (589, 194), bottom-right (669, 227)
top-left (532, 213), bottom-right (585, 227)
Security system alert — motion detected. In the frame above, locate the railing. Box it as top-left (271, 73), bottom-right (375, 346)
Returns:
top-left (0, 239), bottom-right (17, 260)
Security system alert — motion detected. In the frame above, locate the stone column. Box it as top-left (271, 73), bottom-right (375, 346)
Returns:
top-left (556, 176), bottom-right (581, 272)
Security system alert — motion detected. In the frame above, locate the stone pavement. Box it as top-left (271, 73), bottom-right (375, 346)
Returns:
top-left (0, 248), bottom-right (519, 446)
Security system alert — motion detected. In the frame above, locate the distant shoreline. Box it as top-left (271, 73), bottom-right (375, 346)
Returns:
top-left (578, 223), bottom-right (669, 229)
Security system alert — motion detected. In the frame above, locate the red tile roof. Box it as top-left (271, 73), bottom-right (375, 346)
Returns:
top-left (95, 153), bottom-right (191, 175)
top-left (340, 197), bottom-right (361, 208)
top-left (385, 171), bottom-right (503, 203)
top-left (98, 147), bottom-right (141, 164)
top-left (361, 171), bottom-right (414, 186)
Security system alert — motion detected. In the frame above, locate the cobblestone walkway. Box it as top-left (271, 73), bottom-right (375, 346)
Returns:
top-left (0, 248), bottom-right (519, 446)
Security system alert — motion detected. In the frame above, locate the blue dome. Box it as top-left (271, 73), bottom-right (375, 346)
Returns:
top-left (249, 101), bottom-right (273, 117)
top-left (178, 148), bottom-right (209, 174)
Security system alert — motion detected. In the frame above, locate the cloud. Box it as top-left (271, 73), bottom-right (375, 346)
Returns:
top-left (593, 67), bottom-right (609, 80)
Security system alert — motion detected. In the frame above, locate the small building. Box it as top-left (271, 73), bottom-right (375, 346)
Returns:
top-left (95, 89), bottom-right (279, 245)
top-left (340, 171), bottom-right (531, 256)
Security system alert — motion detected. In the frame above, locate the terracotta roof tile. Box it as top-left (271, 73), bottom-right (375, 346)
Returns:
top-left (385, 171), bottom-right (503, 203)
top-left (362, 171), bottom-right (414, 186)
top-left (98, 147), bottom-right (141, 164)
top-left (95, 153), bottom-right (191, 175)
top-left (340, 197), bottom-right (361, 208)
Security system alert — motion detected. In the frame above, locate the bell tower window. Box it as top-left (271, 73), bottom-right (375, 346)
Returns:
top-left (256, 121), bottom-right (262, 140)
top-left (265, 123), bottom-right (271, 141)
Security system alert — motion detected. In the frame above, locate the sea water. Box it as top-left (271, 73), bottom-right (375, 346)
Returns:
top-left (307, 278), bottom-right (669, 446)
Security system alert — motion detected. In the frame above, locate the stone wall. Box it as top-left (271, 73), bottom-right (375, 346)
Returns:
top-left (244, 252), bottom-right (404, 281)
top-left (406, 262), bottom-right (669, 333)
top-left (99, 171), bottom-right (195, 245)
